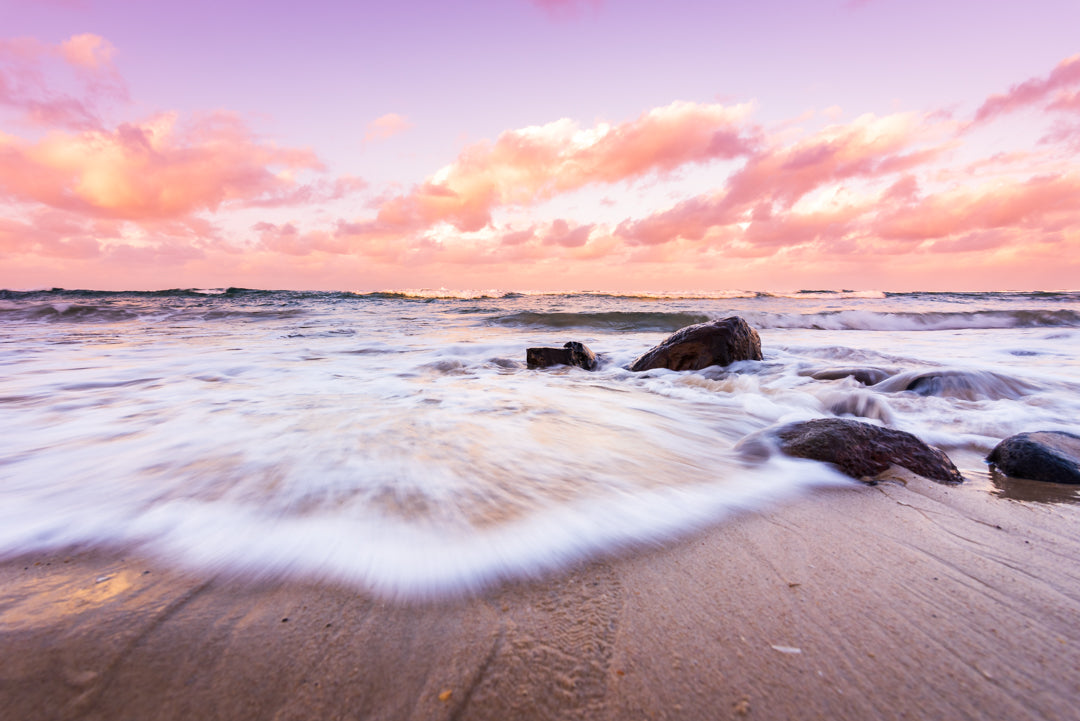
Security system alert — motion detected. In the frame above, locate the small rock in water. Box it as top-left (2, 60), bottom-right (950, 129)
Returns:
top-left (774, 418), bottom-right (964, 484)
top-left (875, 368), bottom-right (1035, 401)
top-left (526, 341), bottom-right (597, 370)
top-left (807, 366), bottom-right (896, 385)
top-left (987, 431), bottom-right (1080, 484)
top-left (629, 316), bottom-right (762, 372)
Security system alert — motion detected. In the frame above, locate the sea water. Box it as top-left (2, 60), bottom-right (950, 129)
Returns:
top-left (1, 288), bottom-right (1078, 595)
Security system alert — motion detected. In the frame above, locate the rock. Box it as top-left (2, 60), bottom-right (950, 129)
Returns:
top-left (774, 418), bottom-right (964, 484)
top-left (874, 369), bottom-right (1035, 400)
top-left (806, 366), bottom-right (896, 385)
top-left (986, 431), bottom-right (1080, 484)
top-left (526, 341), bottom-right (598, 371)
top-left (629, 317), bottom-right (762, 372)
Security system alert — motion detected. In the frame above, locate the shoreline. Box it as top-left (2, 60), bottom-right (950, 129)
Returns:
top-left (2, 477), bottom-right (1079, 720)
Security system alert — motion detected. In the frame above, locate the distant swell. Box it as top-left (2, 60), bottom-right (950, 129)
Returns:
top-left (0, 302), bottom-right (315, 324)
top-left (0, 304), bottom-right (139, 323)
top-left (490, 311), bottom-right (712, 332)
top-left (748, 309), bottom-right (1080, 331)
top-left (489, 308), bottom-right (1080, 332)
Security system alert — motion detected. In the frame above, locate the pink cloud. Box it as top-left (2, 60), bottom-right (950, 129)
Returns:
top-left (1048, 90), bottom-right (1080, 113)
top-left (371, 101), bottom-right (757, 233)
top-left (253, 221), bottom-right (349, 256)
top-left (0, 33), bottom-right (127, 130)
top-left (500, 228), bottom-right (536, 246)
top-left (541, 219), bottom-right (593, 247)
top-left (728, 113), bottom-right (944, 209)
top-left (882, 174), bottom-right (919, 203)
top-left (875, 173), bottom-right (1080, 241)
top-left (363, 113), bottom-right (413, 143)
top-left (6, 49), bottom-right (1080, 293)
top-left (529, 0), bottom-right (602, 19)
top-left (59, 33), bottom-right (115, 70)
top-left (741, 206), bottom-right (862, 251)
top-left (617, 112), bottom-right (945, 246)
top-left (243, 174), bottom-right (368, 208)
top-left (0, 111), bottom-right (326, 220)
top-left (0, 210), bottom-right (102, 258)
top-left (973, 54), bottom-right (1080, 123)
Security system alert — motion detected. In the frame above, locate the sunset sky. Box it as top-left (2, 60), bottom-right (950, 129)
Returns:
top-left (2, 0), bottom-right (1079, 291)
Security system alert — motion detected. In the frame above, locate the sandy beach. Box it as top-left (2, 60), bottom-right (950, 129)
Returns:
top-left (2, 469), bottom-right (1078, 721)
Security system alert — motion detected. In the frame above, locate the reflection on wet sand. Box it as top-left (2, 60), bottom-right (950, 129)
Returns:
top-left (989, 468), bottom-right (1080, 505)
top-left (0, 558), bottom-right (145, 631)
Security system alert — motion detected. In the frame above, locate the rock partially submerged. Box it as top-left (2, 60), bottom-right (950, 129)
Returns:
top-left (526, 341), bottom-right (598, 371)
top-left (774, 418), bottom-right (964, 484)
top-left (629, 317), bottom-right (762, 372)
top-left (806, 366), bottom-right (896, 385)
top-left (987, 431), bottom-right (1080, 484)
top-left (874, 368), bottom-right (1035, 401)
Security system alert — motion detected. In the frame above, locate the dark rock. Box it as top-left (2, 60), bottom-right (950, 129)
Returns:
top-left (874, 369), bottom-right (1036, 400)
top-left (775, 418), bottom-right (964, 484)
top-left (629, 317), bottom-right (762, 372)
top-left (987, 431), bottom-right (1080, 484)
top-left (807, 366), bottom-right (896, 385)
top-left (526, 341), bottom-right (597, 371)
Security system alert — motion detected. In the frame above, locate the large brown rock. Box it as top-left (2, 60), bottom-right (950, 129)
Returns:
top-left (775, 418), bottom-right (964, 484)
top-left (987, 431), bottom-right (1080, 484)
top-left (629, 317), bottom-right (762, 372)
top-left (526, 341), bottom-right (598, 371)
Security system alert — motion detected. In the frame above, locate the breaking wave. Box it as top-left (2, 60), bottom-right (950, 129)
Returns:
top-left (489, 308), bottom-right (1080, 332)
top-left (489, 311), bottom-right (712, 332)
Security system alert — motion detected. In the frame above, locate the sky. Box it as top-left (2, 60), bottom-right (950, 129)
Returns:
top-left (1, 0), bottom-right (1079, 291)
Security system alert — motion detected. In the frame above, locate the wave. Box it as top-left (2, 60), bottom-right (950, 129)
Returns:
top-left (5, 287), bottom-right (1078, 303)
top-left (489, 308), bottom-right (1080, 332)
top-left (489, 311), bottom-right (713, 332)
top-left (0, 303), bottom-right (140, 323)
top-left (358, 289), bottom-right (527, 300)
top-left (362, 289), bottom-right (876, 301)
top-left (0, 302), bottom-right (310, 324)
top-left (762, 290), bottom-right (888, 300)
top-left (749, 309), bottom-right (1080, 331)
top-left (0, 287), bottom-right (277, 300)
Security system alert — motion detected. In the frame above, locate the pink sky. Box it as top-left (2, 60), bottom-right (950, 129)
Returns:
top-left (1, 0), bottom-right (1079, 291)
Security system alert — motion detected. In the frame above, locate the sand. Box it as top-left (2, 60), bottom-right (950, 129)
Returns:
top-left (2, 473), bottom-right (1079, 721)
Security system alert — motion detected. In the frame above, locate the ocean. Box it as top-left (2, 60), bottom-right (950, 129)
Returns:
top-left (1, 288), bottom-right (1078, 596)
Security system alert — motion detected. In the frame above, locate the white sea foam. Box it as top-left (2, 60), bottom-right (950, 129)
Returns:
top-left (1, 288), bottom-right (1078, 596)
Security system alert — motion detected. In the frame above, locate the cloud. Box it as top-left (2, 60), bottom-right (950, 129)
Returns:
top-left (371, 101), bottom-right (757, 233)
top-left (529, 0), bottom-right (602, 19)
top-left (874, 173), bottom-right (1080, 241)
top-left (617, 111), bottom-right (947, 246)
top-left (6, 47), bottom-right (1080, 292)
top-left (0, 209), bottom-right (103, 258)
top-left (973, 54), bottom-right (1080, 124)
top-left (59, 33), bottom-right (116, 70)
top-left (0, 111), bottom-right (328, 220)
top-left (542, 219), bottom-right (593, 247)
top-left (363, 113), bottom-right (413, 143)
top-left (253, 221), bottom-right (349, 256)
top-left (0, 33), bottom-right (127, 130)
top-left (243, 174), bottom-right (368, 208)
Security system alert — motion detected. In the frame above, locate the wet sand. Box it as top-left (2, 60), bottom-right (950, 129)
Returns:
top-left (2, 474), bottom-right (1079, 721)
